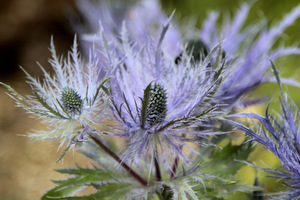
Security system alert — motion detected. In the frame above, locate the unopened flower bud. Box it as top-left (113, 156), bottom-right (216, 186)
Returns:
top-left (62, 87), bottom-right (82, 115)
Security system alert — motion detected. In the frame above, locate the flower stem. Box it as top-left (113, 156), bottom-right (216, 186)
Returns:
top-left (89, 133), bottom-right (148, 186)
top-left (170, 137), bottom-right (184, 179)
top-left (154, 152), bottom-right (162, 181)
top-left (170, 156), bottom-right (179, 179)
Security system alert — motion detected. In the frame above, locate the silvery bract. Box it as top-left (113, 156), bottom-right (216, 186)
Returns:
top-left (1, 37), bottom-right (110, 147)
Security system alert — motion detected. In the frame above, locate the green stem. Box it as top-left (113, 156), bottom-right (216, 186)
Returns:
top-left (89, 133), bottom-right (148, 186)
top-left (154, 153), bottom-right (162, 181)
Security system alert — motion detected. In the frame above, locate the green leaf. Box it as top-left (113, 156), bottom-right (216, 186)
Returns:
top-left (42, 185), bottom-right (86, 200)
top-left (43, 182), bottom-right (132, 200)
top-left (55, 166), bottom-right (118, 178)
top-left (164, 179), bottom-right (198, 200)
top-left (91, 182), bottom-right (131, 195)
top-left (43, 165), bottom-right (132, 200)
top-left (197, 141), bottom-right (253, 176)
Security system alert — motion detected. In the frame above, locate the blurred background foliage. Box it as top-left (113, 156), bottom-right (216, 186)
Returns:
top-left (0, 0), bottom-right (299, 199)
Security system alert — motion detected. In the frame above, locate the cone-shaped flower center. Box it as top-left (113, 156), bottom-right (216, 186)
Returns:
top-left (186, 39), bottom-right (209, 62)
top-left (147, 83), bottom-right (167, 125)
top-left (175, 39), bottom-right (209, 64)
top-left (62, 87), bottom-right (82, 115)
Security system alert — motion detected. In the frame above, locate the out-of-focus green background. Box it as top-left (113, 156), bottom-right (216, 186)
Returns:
top-left (0, 0), bottom-right (299, 199)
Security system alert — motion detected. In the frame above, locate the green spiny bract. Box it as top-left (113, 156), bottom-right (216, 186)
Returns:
top-left (62, 87), bottom-right (83, 115)
top-left (147, 83), bottom-right (167, 126)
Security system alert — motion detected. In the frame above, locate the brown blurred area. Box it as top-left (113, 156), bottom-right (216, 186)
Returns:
top-left (0, 1), bottom-right (91, 199)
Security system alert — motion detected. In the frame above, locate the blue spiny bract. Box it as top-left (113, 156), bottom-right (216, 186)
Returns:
top-left (147, 83), bottom-right (167, 126)
top-left (62, 87), bottom-right (83, 115)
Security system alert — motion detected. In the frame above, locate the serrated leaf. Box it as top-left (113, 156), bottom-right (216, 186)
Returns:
top-left (52, 174), bottom-right (107, 186)
top-left (55, 166), bottom-right (118, 178)
top-left (92, 182), bottom-right (131, 195)
top-left (42, 185), bottom-right (86, 200)
top-left (42, 183), bottom-right (131, 200)
top-left (43, 165), bottom-right (131, 200)
top-left (164, 180), bottom-right (198, 200)
top-left (199, 142), bottom-right (252, 176)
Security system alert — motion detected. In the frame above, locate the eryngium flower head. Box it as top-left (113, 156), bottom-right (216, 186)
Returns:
top-left (1, 36), bottom-right (110, 146)
top-left (104, 21), bottom-right (227, 166)
top-left (230, 63), bottom-right (300, 200)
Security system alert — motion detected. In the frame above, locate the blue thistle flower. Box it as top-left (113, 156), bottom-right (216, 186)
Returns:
top-left (1, 36), bottom-right (110, 147)
top-left (230, 62), bottom-right (300, 200)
